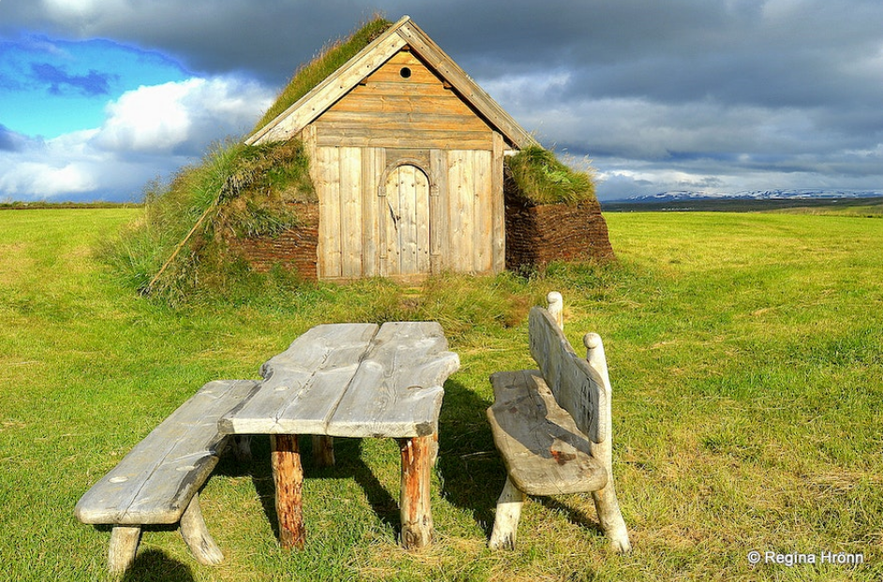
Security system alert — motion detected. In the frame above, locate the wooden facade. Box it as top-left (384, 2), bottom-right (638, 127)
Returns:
top-left (248, 16), bottom-right (535, 281)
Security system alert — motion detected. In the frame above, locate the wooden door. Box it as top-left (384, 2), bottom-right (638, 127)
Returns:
top-left (384, 164), bottom-right (430, 276)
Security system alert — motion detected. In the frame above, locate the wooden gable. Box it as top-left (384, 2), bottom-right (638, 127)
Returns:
top-left (247, 16), bottom-right (535, 149)
top-left (314, 49), bottom-right (495, 150)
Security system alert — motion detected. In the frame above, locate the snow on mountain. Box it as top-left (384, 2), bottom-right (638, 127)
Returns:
top-left (618, 189), bottom-right (883, 203)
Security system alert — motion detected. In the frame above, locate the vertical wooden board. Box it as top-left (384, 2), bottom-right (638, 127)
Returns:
top-left (491, 132), bottom-right (505, 272)
top-left (414, 167), bottom-right (431, 273)
top-left (445, 151), bottom-right (464, 271)
top-left (399, 165), bottom-right (418, 274)
top-left (316, 146), bottom-right (342, 279)
top-left (339, 147), bottom-right (363, 278)
top-left (457, 151), bottom-right (475, 272)
top-left (473, 149), bottom-right (493, 272)
top-left (383, 168), bottom-right (401, 276)
top-left (429, 149), bottom-right (447, 273)
top-left (361, 147), bottom-right (384, 277)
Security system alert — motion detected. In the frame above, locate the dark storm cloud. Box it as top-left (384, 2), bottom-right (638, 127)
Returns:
top-left (1, 0), bottom-right (882, 200)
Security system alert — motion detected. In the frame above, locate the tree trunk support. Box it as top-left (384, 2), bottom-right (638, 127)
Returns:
top-left (271, 434), bottom-right (305, 549)
top-left (398, 435), bottom-right (435, 550)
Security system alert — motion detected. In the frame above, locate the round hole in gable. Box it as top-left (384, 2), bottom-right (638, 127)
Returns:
top-left (400, 67), bottom-right (412, 79)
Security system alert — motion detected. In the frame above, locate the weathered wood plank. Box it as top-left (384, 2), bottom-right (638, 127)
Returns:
top-left (473, 149), bottom-right (493, 273)
top-left (326, 322), bottom-right (459, 438)
top-left (218, 324), bottom-right (379, 435)
top-left (429, 148), bottom-right (447, 273)
top-left (360, 147), bottom-right (383, 277)
top-left (76, 379), bottom-right (259, 525)
top-left (339, 146), bottom-right (363, 278)
top-left (315, 126), bottom-right (494, 150)
top-left (329, 94), bottom-right (476, 116)
top-left (528, 307), bottom-right (607, 443)
top-left (318, 110), bottom-right (490, 133)
top-left (491, 131), bottom-right (505, 273)
top-left (487, 370), bottom-right (607, 496)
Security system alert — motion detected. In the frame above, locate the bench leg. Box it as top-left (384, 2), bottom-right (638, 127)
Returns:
top-left (108, 525), bottom-right (141, 574)
top-left (591, 480), bottom-right (631, 552)
top-left (398, 435), bottom-right (435, 550)
top-left (271, 434), bottom-right (305, 549)
top-left (311, 435), bottom-right (335, 467)
top-left (179, 494), bottom-right (224, 565)
top-left (488, 477), bottom-right (525, 550)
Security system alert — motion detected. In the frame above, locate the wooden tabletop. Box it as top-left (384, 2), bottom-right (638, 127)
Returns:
top-left (218, 322), bottom-right (460, 439)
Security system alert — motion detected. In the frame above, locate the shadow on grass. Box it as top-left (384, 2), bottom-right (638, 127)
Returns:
top-left (212, 378), bottom-right (505, 545)
top-left (216, 435), bottom-right (401, 541)
top-left (436, 378), bottom-right (505, 537)
top-left (121, 549), bottom-right (194, 582)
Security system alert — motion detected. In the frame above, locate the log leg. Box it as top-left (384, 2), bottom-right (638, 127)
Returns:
top-left (108, 525), bottom-right (141, 574)
top-left (488, 477), bottom-right (525, 550)
top-left (271, 434), bottom-right (305, 549)
top-left (398, 435), bottom-right (435, 550)
top-left (591, 481), bottom-right (631, 552)
top-left (311, 435), bottom-right (335, 467)
top-left (179, 494), bottom-right (224, 565)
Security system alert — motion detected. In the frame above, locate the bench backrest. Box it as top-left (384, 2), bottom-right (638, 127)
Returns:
top-left (528, 306), bottom-right (608, 444)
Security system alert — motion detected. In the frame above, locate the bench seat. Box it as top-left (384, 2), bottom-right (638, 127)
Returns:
top-left (488, 370), bottom-right (607, 496)
top-left (76, 379), bottom-right (259, 572)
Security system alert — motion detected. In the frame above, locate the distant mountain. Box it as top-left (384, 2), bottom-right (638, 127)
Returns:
top-left (612, 189), bottom-right (883, 204)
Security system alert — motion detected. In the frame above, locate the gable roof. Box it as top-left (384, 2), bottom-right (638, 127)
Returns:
top-left (246, 16), bottom-right (537, 149)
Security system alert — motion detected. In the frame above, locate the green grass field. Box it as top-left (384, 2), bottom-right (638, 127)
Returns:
top-left (1, 209), bottom-right (881, 581)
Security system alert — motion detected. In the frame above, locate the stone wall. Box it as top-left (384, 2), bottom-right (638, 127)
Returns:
top-left (504, 199), bottom-right (615, 272)
top-left (232, 202), bottom-right (319, 280)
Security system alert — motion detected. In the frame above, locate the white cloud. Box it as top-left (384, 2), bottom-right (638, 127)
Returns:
top-left (0, 75), bottom-right (274, 201)
top-left (94, 77), bottom-right (273, 155)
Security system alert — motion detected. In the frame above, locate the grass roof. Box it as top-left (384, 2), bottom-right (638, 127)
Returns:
top-left (252, 16), bottom-right (392, 132)
top-left (505, 146), bottom-right (597, 206)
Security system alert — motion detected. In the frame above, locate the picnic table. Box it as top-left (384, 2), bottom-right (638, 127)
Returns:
top-left (218, 322), bottom-right (460, 550)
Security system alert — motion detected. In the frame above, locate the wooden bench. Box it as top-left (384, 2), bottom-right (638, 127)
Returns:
top-left (75, 379), bottom-right (259, 573)
top-left (486, 292), bottom-right (631, 552)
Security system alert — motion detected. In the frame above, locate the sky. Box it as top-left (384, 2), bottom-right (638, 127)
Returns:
top-left (1, 0), bottom-right (882, 202)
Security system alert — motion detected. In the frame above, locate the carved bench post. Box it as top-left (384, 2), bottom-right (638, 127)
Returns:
top-left (584, 333), bottom-right (632, 552)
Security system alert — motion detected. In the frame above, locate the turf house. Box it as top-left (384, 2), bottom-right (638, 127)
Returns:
top-left (130, 16), bottom-right (614, 294)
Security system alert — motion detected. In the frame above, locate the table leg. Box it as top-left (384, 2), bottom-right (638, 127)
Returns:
top-left (312, 435), bottom-right (335, 467)
top-left (398, 435), bottom-right (436, 550)
top-left (271, 434), bottom-right (305, 549)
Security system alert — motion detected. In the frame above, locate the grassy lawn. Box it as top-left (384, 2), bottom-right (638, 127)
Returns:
top-left (0, 208), bottom-right (880, 581)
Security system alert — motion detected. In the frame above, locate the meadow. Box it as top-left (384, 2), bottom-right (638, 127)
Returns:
top-left (0, 208), bottom-right (880, 581)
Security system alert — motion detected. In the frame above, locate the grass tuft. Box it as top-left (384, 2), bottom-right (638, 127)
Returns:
top-left (505, 146), bottom-right (597, 206)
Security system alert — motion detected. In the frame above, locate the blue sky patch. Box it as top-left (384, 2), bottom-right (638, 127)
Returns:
top-left (1, 35), bottom-right (190, 137)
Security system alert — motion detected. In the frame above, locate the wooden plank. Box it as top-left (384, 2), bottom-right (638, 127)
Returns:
top-left (329, 94), bottom-right (476, 116)
top-left (339, 147), bottom-right (363, 278)
top-left (218, 324), bottom-right (380, 435)
top-left (383, 167), bottom-right (401, 276)
top-left (365, 50), bottom-right (444, 85)
top-left (398, 165), bottom-right (418, 274)
top-left (76, 379), bottom-right (260, 525)
top-left (429, 149), bottom-right (447, 273)
top-left (528, 307), bottom-right (607, 443)
top-left (326, 322), bottom-right (460, 438)
top-left (491, 131), bottom-right (505, 273)
top-left (487, 370), bottom-right (607, 496)
top-left (361, 147), bottom-right (383, 277)
top-left (317, 146), bottom-right (342, 279)
top-left (316, 127), bottom-right (493, 150)
top-left (473, 149), bottom-right (492, 273)
top-left (318, 110), bottom-right (489, 133)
